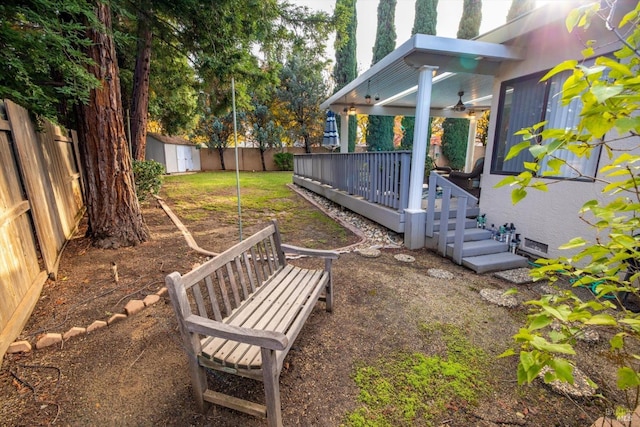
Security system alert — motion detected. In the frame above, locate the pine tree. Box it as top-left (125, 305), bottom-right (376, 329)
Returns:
top-left (506, 0), bottom-right (535, 22)
top-left (442, 0), bottom-right (481, 170)
top-left (367, 0), bottom-right (397, 152)
top-left (402, 0), bottom-right (438, 150)
top-left (333, 0), bottom-right (358, 151)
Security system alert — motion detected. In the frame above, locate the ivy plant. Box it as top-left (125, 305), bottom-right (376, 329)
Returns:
top-left (497, 1), bottom-right (640, 418)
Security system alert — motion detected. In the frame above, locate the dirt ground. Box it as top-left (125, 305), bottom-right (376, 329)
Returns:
top-left (0, 189), bottom-right (626, 426)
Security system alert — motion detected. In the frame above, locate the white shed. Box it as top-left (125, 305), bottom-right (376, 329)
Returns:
top-left (146, 133), bottom-right (201, 174)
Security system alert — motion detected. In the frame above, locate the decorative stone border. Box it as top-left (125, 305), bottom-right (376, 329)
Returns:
top-left (6, 287), bottom-right (168, 355)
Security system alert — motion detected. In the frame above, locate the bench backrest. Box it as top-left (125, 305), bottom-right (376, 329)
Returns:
top-left (167, 222), bottom-right (286, 322)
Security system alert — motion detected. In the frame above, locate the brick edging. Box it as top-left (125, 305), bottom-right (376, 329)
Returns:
top-left (6, 287), bottom-right (168, 355)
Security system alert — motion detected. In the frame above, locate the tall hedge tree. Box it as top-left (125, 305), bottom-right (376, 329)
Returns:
top-left (333, 0), bottom-right (358, 152)
top-left (506, 0), bottom-right (535, 22)
top-left (366, 0), bottom-right (397, 152)
top-left (441, 0), bottom-right (481, 170)
top-left (401, 0), bottom-right (438, 150)
top-left (79, 1), bottom-right (149, 248)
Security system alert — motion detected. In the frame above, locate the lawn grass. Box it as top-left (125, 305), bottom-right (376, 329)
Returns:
top-left (162, 171), bottom-right (300, 223)
top-left (160, 171), bottom-right (349, 245)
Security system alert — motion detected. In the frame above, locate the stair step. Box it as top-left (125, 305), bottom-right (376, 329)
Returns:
top-left (432, 206), bottom-right (480, 220)
top-left (446, 239), bottom-right (509, 258)
top-left (462, 253), bottom-right (529, 274)
top-left (442, 228), bottom-right (491, 243)
top-left (434, 218), bottom-right (477, 232)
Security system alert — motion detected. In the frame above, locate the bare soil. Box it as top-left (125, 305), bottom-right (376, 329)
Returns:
top-left (0, 189), bottom-right (624, 426)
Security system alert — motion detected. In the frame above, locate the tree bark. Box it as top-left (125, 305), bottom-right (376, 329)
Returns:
top-left (79, 1), bottom-right (149, 248)
top-left (218, 147), bottom-right (226, 170)
top-left (130, 10), bottom-right (153, 161)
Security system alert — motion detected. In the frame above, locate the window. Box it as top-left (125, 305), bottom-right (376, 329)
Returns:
top-left (491, 70), bottom-right (601, 179)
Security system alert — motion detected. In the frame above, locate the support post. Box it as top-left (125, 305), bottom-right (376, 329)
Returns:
top-left (464, 116), bottom-right (478, 172)
top-left (403, 65), bottom-right (437, 250)
top-left (340, 113), bottom-right (349, 154)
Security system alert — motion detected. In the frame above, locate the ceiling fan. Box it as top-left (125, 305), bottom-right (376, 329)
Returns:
top-left (452, 91), bottom-right (466, 112)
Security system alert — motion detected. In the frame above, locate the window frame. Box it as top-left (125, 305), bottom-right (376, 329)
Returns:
top-left (490, 69), bottom-right (602, 182)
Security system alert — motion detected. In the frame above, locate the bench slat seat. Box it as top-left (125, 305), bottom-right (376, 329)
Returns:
top-left (166, 221), bottom-right (338, 427)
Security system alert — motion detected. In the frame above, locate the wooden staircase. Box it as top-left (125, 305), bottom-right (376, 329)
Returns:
top-left (424, 174), bottom-right (528, 274)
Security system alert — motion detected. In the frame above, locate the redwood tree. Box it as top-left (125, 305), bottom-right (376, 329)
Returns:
top-left (79, 1), bottom-right (149, 248)
top-left (130, 6), bottom-right (153, 161)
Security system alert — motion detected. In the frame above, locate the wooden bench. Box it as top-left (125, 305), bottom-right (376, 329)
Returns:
top-left (165, 221), bottom-right (339, 427)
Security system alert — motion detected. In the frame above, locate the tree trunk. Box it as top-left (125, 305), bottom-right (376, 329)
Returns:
top-left (303, 134), bottom-right (311, 153)
top-left (218, 147), bottom-right (226, 170)
top-left (130, 10), bottom-right (153, 161)
top-left (260, 149), bottom-right (267, 171)
top-left (79, 1), bottom-right (149, 248)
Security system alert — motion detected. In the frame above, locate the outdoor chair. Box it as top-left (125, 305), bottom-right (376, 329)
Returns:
top-left (436, 157), bottom-right (484, 198)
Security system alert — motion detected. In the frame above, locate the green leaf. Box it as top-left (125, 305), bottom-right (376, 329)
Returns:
top-left (591, 85), bottom-right (624, 103)
top-left (596, 56), bottom-right (633, 76)
top-left (505, 141), bottom-right (533, 160)
top-left (617, 367), bottom-right (640, 390)
top-left (531, 336), bottom-right (576, 354)
top-left (541, 60), bottom-right (577, 81)
top-left (494, 176), bottom-right (517, 188)
top-left (610, 333), bottom-right (625, 350)
top-left (512, 188), bottom-right (527, 204)
top-left (558, 237), bottom-right (587, 250)
top-left (584, 314), bottom-right (617, 326)
top-left (550, 359), bottom-right (575, 384)
top-left (529, 144), bottom-right (548, 159)
top-left (529, 314), bottom-right (553, 331)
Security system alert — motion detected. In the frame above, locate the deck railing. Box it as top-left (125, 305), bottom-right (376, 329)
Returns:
top-left (425, 172), bottom-right (479, 264)
top-left (293, 151), bottom-right (412, 212)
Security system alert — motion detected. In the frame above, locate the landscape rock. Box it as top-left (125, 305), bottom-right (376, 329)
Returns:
top-left (494, 268), bottom-right (535, 284)
top-left (63, 327), bottom-right (86, 340)
top-left (35, 333), bottom-right (62, 349)
top-left (124, 299), bottom-right (145, 315)
top-left (427, 268), bottom-right (454, 280)
top-left (394, 254), bottom-right (415, 263)
top-left (87, 320), bottom-right (107, 333)
top-left (7, 340), bottom-right (32, 354)
top-left (156, 287), bottom-right (168, 296)
top-left (539, 366), bottom-right (596, 398)
top-left (357, 248), bottom-right (381, 258)
top-left (143, 294), bottom-right (161, 306)
top-left (479, 288), bottom-right (518, 308)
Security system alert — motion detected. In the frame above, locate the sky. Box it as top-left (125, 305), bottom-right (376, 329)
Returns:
top-left (292, 0), bottom-right (553, 75)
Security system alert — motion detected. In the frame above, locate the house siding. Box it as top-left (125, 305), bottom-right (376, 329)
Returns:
top-left (480, 6), bottom-right (636, 261)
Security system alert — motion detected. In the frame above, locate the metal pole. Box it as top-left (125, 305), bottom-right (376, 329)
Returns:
top-left (232, 77), bottom-right (243, 241)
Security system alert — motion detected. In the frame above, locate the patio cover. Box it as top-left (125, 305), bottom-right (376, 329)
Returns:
top-left (319, 2), bottom-right (575, 248)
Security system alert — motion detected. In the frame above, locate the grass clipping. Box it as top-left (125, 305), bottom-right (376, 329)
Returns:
top-left (344, 323), bottom-right (490, 426)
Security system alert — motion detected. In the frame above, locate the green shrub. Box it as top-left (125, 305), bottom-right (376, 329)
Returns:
top-left (273, 152), bottom-right (294, 171)
top-left (132, 159), bottom-right (164, 201)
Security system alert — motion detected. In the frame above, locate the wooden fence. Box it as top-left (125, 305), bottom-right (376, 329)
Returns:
top-left (0, 100), bottom-right (85, 364)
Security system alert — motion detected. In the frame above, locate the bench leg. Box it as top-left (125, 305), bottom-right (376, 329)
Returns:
top-left (187, 355), bottom-right (210, 413)
top-left (325, 260), bottom-right (334, 313)
top-left (261, 348), bottom-right (283, 427)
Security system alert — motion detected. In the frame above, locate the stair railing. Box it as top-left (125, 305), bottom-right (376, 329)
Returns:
top-left (426, 172), bottom-right (479, 264)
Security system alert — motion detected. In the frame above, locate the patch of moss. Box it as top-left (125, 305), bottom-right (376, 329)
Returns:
top-left (343, 323), bottom-right (490, 426)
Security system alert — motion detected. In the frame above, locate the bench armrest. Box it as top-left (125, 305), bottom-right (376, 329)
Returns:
top-left (185, 314), bottom-right (289, 351)
top-left (280, 244), bottom-right (339, 259)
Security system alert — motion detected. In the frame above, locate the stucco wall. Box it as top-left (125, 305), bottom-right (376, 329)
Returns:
top-left (480, 6), bottom-right (635, 261)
